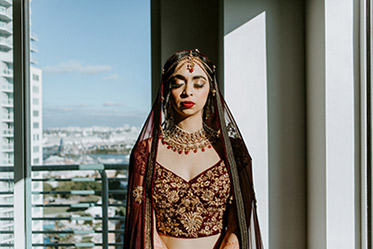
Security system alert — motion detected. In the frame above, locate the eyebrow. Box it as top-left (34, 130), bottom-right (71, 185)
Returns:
top-left (172, 74), bottom-right (208, 81)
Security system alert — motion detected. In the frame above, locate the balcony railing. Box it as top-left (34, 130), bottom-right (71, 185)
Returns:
top-left (0, 83), bottom-right (12, 92)
top-left (1, 129), bottom-right (13, 136)
top-left (1, 114), bottom-right (13, 121)
top-left (1, 99), bottom-right (12, 106)
top-left (0, 37), bottom-right (12, 47)
top-left (0, 22), bottom-right (11, 33)
top-left (0, 7), bottom-right (11, 20)
top-left (30, 57), bottom-right (38, 65)
top-left (0, 158), bottom-right (13, 165)
top-left (1, 144), bottom-right (13, 150)
top-left (0, 163), bottom-right (128, 248)
top-left (30, 32), bottom-right (38, 42)
top-left (1, 69), bottom-right (12, 77)
top-left (30, 45), bottom-right (38, 53)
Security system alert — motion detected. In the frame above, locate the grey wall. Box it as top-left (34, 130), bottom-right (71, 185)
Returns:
top-left (225, 1), bottom-right (307, 249)
top-left (151, 0), bottom-right (224, 101)
top-left (306, 0), bottom-right (326, 248)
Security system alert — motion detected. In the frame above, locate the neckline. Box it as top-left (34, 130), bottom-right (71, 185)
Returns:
top-left (155, 159), bottom-right (223, 184)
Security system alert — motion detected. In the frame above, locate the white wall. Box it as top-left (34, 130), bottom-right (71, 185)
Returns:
top-left (325, 0), bottom-right (356, 248)
top-left (307, 0), bottom-right (359, 248)
top-left (225, 1), bottom-right (307, 248)
top-left (224, 12), bottom-right (269, 249)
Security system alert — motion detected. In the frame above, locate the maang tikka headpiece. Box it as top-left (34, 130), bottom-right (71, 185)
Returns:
top-left (186, 50), bottom-right (195, 73)
top-left (162, 49), bottom-right (214, 82)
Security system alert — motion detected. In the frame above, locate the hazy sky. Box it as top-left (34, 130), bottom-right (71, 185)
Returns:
top-left (31, 0), bottom-right (151, 128)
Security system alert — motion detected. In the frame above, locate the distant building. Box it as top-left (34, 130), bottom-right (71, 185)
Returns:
top-left (0, 0), bottom-right (43, 245)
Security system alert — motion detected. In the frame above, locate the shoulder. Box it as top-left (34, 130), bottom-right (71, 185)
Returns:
top-left (132, 138), bottom-right (153, 153)
top-left (129, 138), bottom-right (153, 175)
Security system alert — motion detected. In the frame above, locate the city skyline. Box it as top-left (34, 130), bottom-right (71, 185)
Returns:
top-left (31, 0), bottom-right (151, 129)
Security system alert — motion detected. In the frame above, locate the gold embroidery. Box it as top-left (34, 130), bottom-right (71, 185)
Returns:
top-left (181, 212), bottom-right (203, 233)
top-left (153, 161), bottom-right (231, 238)
top-left (133, 140), bottom-right (148, 176)
top-left (133, 186), bottom-right (143, 204)
top-left (167, 190), bottom-right (180, 203)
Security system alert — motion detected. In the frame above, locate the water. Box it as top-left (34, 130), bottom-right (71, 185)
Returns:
top-left (89, 153), bottom-right (129, 164)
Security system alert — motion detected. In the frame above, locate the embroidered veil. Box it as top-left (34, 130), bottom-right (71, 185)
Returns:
top-left (123, 49), bottom-right (263, 249)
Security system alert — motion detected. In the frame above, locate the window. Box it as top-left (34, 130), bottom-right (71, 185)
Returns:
top-left (33, 146), bottom-right (39, 153)
top-left (32, 74), bottom-right (39, 81)
top-left (8, 0), bottom-right (151, 247)
top-left (32, 85), bottom-right (39, 93)
top-left (33, 134), bottom-right (39, 141)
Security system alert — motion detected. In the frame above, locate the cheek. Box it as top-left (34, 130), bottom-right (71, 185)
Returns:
top-left (170, 90), bottom-right (179, 103)
top-left (199, 88), bottom-right (210, 105)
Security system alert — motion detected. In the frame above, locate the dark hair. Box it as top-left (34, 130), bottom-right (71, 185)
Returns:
top-left (161, 49), bottom-right (216, 129)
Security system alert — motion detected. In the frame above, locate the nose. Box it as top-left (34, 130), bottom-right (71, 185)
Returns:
top-left (182, 83), bottom-right (193, 96)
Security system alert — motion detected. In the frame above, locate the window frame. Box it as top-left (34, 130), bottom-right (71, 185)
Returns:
top-left (13, 0), bottom-right (32, 248)
top-left (361, 0), bottom-right (372, 248)
top-left (367, 0), bottom-right (372, 247)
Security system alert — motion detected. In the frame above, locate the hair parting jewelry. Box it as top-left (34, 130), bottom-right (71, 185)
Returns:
top-left (164, 58), bottom-right (213, 82)
top-left (186, 50), bottom-right (195, 73)
top-left (161, 123), bottom-right (220, 155)
top-left (162, 49), bottom-right (215, 82)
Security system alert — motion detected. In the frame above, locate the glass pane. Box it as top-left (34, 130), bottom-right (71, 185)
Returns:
top-left (366, 0), bottom-right (373, 246)
top-left (369, 0), bottom-right (373, 247)
top-left (0, 0), bottom-right (14, 247)
top-left (30, 0), bottom-right (150, 247)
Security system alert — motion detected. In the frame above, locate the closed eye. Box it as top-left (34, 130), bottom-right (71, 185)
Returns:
top-left (194, 82), bottom-right (206, 88)
top-left (170, 78), bottom-right (185, 89)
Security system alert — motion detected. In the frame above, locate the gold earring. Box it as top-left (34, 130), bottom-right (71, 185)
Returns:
top-left (205, 105), bottom-right (210, 120)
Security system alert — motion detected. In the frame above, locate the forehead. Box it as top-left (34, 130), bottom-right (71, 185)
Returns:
top-left (173, 59), bottom-right (208, 78)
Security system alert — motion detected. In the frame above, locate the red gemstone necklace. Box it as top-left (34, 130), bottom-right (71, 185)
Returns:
top-left (161, 124), bottom-right (219, 155)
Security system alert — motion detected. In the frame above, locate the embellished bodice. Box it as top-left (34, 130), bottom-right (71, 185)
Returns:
top-left (152, 160), bottom-right (232, 238)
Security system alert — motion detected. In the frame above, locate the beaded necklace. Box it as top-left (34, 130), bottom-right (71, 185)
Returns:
top-left (161, 124), bottom-right (219, 154)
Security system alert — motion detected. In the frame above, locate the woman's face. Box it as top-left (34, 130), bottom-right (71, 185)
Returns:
top-left (169, 60), bottom-right (210, 120)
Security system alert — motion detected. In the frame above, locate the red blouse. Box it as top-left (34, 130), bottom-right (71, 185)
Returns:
top-left (152, 160), bottom-right (232, 238)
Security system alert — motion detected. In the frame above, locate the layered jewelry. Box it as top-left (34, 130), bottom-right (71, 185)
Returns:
top-left (161, 123), bottom-right (220, 154)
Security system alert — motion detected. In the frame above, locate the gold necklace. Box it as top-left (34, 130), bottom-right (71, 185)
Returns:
top-left (161, 124), bottom-right (219, 154)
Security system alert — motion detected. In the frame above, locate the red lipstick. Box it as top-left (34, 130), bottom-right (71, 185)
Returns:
top-left (181, 101), bottom-right (195, 108)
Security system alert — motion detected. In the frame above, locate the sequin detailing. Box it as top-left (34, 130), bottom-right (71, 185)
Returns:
top-left (132, 186), bottom-right (143, 204)
top-left (153, 160), bottom-right (231, 238)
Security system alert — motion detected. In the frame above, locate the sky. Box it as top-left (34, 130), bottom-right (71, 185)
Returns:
top-left (31, 0), bottom-right (151, 129)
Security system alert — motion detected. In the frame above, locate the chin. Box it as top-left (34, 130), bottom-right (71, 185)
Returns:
top-left (176, 109), bottom-right (201, 118)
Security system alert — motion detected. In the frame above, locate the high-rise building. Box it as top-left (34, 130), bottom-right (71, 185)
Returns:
top-left (0, 1), bottom-right (15, 245)
top-left (0, 0), bottom-right (43, 245)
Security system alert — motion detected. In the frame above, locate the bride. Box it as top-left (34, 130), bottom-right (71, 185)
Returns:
top-left (123, 49), bottom-right (263, 249)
